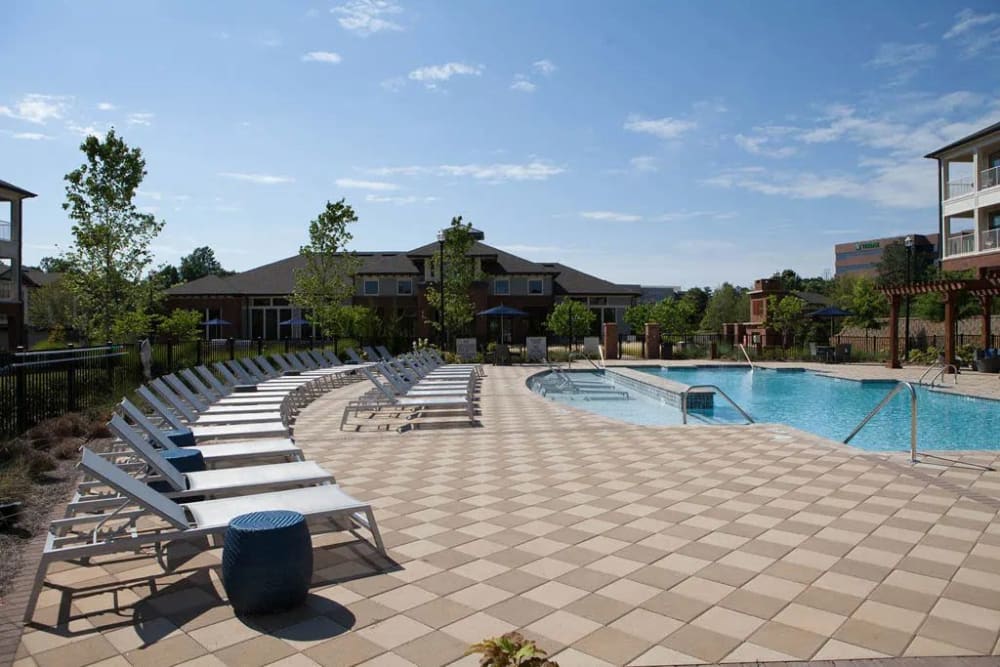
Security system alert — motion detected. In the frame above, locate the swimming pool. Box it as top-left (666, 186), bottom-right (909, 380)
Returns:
top-left (640, 366), bottom-right (1000, 452)
top-left (528, 370), bottom-right (687, 426)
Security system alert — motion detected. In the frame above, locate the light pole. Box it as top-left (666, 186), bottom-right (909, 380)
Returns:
top-left (904, 235), bottom-right (914, 360)
top-left (436, 231), bottom-right (446, 350)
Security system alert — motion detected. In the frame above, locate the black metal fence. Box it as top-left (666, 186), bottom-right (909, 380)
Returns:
top-left (833, 333), bottom-right (1000, 356)
top-left (0, 337), bottom-right (410, 439)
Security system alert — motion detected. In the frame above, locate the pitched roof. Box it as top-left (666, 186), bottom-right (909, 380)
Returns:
top-left (22, 268), bottom-right (61, 287)
top-left (925, 120), bottom-right (1000, 158)
top-left (408, 241), bottom-right (555, 275)
top-left (543, 262), bottom-right (642, 296)
top-left (166, 252), bottom-right (420, 297)
top-left (0, 179), bottom-right (37, 198)
top-left (791, 290), bottom-right (832, 307)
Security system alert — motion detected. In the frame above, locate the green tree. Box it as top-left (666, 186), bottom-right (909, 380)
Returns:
top-left (844, 277), bottom-right (887, 336)
top-left (876, 241), bottom-right (934, 287)
top-left (292, 199), bottom-right (360, 339)
top-left (39, 256), bottom-right (73, 273)
top-left (700, 283), bottom-right (749, 332)
top-left (545, 300), bottom-right (596, 346)
top-left (150, 263), bottom-right (182, 288)
top-left (623, 303), bottom-right (653, 334)
top-left (766, 294), bottom-right (807, 348)
top-left (62, 128), bottom-right (164, 341)
top-left (424, 216), bottom-right (481, 345)
top-left (180, 246), bottom-right (227, 282)
top-left (680, 287), bottom-right (711, 331)
top-left (157, 308), bottom-right (202, 342)
top-left (773, 269), bottom-right (804, 292)
top-left (110, 311), bottom-right (153, 343)
top-left (26, 276), bottom-right (77, 334)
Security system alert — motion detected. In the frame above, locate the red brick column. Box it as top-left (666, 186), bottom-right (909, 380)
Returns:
top-left (644, 323), bottom-right (661, 359)
top-left (886, 294), bottom-right (901, 369)
top-left (602, 322), bottom-right (618, 360)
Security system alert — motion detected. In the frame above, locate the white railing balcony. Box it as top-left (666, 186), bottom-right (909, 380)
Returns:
top-left (944, 232), bottom-right (975, 257)
top-left (945, 179), bottom-right (974, 199)
top-left (980, 166), bottom-right (1000, 191)
top-left (981, 227), bottom-right (1000, 252)
top-left (0, 221), bottom-right (9, 242)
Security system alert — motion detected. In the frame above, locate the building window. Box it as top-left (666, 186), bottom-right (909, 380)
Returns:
top-left (0, 257), bottom-right (12, 300)
top-left (528, 279), bottom-right (543, 295)
top-left (363, 279), bottom-right (379, 296)
top-left (0, 202), bottom-right (10, 241)
top-left (494, 278), bottom-right (510, 296)
top-left (397, 279), bottom-right (413, 295)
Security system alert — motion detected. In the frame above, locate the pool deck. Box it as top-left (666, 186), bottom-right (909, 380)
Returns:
top-left (13, 362), bottom-right (1000, 666)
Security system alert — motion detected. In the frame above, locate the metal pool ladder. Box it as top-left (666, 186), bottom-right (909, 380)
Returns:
top-left (843, 381), bottom-right (919, 463)
top-left (917, 363), bottom-right (958, 388)
top-left (738, 344), bottom-right (755, 371)
top-left (680, 384), bottom-right (755, 424)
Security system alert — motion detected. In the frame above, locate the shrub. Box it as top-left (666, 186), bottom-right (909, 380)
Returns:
top-left (466, 632), bottom-right (559, 667)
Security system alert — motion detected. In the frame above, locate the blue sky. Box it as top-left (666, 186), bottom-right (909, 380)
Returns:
top-left (2, 1), bottom-right (999, 288)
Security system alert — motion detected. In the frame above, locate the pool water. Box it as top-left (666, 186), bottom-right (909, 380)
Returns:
top-left (529, 372), bottom-right (686, 426)
top-left (641, 366), bottom-right (1000, 452)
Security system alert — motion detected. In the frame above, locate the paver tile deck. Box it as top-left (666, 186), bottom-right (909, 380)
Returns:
top-left (15, 363), bottom-right (1000, 665)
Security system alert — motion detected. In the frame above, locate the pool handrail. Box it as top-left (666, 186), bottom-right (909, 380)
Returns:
top-left (680, 384), bottom-right (755, 425)
top-left (568, 351), bottom-right (603, 371)
top-left (917, 363), bottom-right (958, 388)
top-left (738, 344), bottom-right (755, 371)
top-left (843, 381), bottom-right (918, 463)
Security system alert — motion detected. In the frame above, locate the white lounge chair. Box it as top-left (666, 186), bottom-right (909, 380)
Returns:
top-left (341, 367), bottom-right (475, 429)
top-left (25, 448), bottom-right (384, 622)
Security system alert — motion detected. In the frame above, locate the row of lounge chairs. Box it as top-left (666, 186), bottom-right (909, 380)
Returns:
top-left (25, 346), bottom-right (482, 621)
top-left (23, 346), bottom-right (446, 622)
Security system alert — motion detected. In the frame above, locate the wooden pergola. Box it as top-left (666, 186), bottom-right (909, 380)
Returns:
top-left (879, 276), bottom-right (1000, 369)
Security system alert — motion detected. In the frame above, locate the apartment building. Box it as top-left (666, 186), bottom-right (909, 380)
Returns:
top-left (0, 179), bottom-right (37, 350)
top-left (926, 121), bottom-right (1000, 276)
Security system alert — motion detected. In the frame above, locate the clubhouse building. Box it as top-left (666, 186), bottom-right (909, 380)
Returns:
top-left (165, 232), bottom-right (641, 343)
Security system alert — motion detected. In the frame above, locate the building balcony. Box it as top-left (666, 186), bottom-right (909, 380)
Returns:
top-left (982, 165), bottom-right (1000, 191)
top-left (943, 228), bottom-right (1000, 258)
top-left (945, 179), bottom-right (974, 199)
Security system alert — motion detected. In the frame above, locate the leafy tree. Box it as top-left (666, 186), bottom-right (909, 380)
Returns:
top-left (39, 256), bottom-right (73, 273)
top-left (800, 276), bottom-right (834, 295)
top-left (623, 303), bottom-right (653, 334)
top-left (700, 283), bottom-right (749, 332)
top-left (545, 299), bottom-right (596, 345)
top-left (766, 294), bottom-right (807, 348)
top-left (424, 216), bottom-right (481, 345)
top-left (876, 241), bottom-right (934, 287)
top-left (773, 269), bottom-right (804, 292)
top-left (180, 246), bottom-right (227, 282)
top-left (650, 298), bottom-right (697, 340)
top-left (292, 199), bottom-right (360, 339)
top-left (110, 311), bottom-right (153, 343)
top-left (151, 263), bottom-right (182, 288)
top-left (843, 277), bottom-right (887, 336)
top-left (62, 128), bottom-right (164, 341)
top-left (680, 287), bottom-right (711, 330)
top-left (26, 276), bottom-right (77, 334)
top-left (157, 308), bottom-right (202, 342)
top-left (341, 305), bottom-right (382, 341)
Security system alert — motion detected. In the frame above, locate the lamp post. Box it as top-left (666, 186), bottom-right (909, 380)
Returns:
top-left (436, 231), bottom-right (446, 350)
top-left (904, 235), bottom-right (914, 360)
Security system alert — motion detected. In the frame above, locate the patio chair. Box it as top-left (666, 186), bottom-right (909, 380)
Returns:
top-left (341, 367), bottom-right (474, 429)
top-left (375, 363), bottom-right (472, 397)
top-left (375, 345), bottom-right (394, 362)
top-left (137, 386), bottom-right (290, 442)
top-left (161, 374), bottom-right (279, 416)
top-left (149, 378), bottom-right (285, 425)
top-left (25, 448), bottom-right (383, 622)
top-left (117, 399), bottom-right (303, 464)
top-left (180, 368), bottom-right (286, 407)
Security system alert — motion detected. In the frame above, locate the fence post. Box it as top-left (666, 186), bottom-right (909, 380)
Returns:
top-left (228, 337), bottom-right (235, 360)
top-left (14, 348), bottom-right (26, 434)
top-left (67, 347), bottom-right (78, 412)
top-left (166, 340), bottom-right (174, 372)
top-left (284, 338), bottom-right (289, 354)
top-left (196, 339), bottom-right (202, 367)
top-left (257, 337), bottom-right (263, 356)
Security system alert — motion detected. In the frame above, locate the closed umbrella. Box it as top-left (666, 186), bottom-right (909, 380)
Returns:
top-left (201, 318), bottom-right (232, 327)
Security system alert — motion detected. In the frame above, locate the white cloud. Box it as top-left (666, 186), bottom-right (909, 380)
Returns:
top-left (943, 9), bottom-right (1000, 57)
top-left (734, 131), bottom-right (797, 158)
top-left (302, 51), bottom-right (342, 64)
top-left (333, 0), bottom-right (403, 36)
top-left (364, 194), bottom-right (437, 204)
top-left (867, 42), bottom-right (936, 68)
top-left (510, 75), bottom-right (536, 93)
top-left (9, 131), bottom-right (52, 140)
top-left (380, 77), bottom-right (407, 92)
top-left (335, 178), bottom-right (398, 191)
top-left (127, 112), bottom-right (154, 126)
top-left (97, 102), bottom-right (116, 111)
top-left (630, 156), bottom-right (658, 172)
top-left (218, 172), bottom-right (294, 184)
top-left (137, 189), bottom-right (162, 201)
top-left (532, 59), bottom-right (556, 76)
top-left (367, 161), bottom-right (563, 182)
top-left (653, 211), bottom-right (738, 222)
top-left (580, 210), bottom-right (642, 222)
top-left (624, 114), bottom-right (696, 140)
top-left (0, 93), bottom-right (71, 124)
top-left (66, 121), bottom-right (104, 138)
top-left (409, 62), bottom-right (484, 87)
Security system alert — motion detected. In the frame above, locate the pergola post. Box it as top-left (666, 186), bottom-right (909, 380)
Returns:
top-left (943, 291), bottom-right (957, 373)
top-left (980, 295), bottom-right (993, 351)
top-left (886, 294), bottom-right (901, 369)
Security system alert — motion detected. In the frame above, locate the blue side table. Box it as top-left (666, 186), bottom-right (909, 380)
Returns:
top-left (222, 510), bottom-right (313, 615)
top-left (150, 448), bottom-right (205, 501)
top-left (163, 429), bottom-right (196, 447)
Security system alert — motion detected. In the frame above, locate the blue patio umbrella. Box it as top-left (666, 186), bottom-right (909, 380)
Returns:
top-left (477, 304), bottom-right (529, 345)
top-left (279, 317), bottom-right (312, 326)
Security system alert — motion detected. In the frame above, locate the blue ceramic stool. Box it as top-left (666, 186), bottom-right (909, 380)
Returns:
top-left (163, 429), bottom-right (196, 447)
top-left (222, 511), bottom-right (313, 615)
top-left (149, 448), bottom-right (205, 499)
